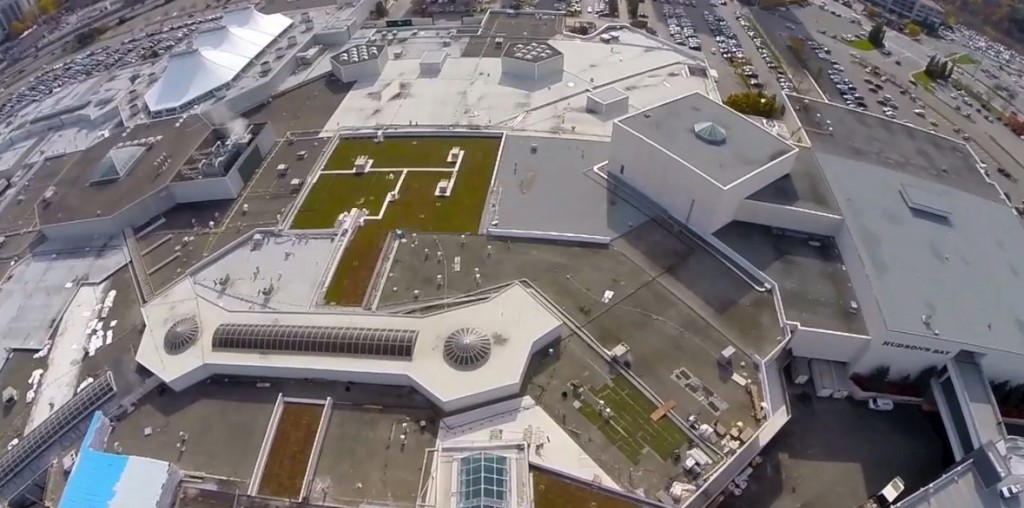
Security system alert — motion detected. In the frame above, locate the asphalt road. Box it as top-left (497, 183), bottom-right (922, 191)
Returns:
top-left (750, 1), bottom-right (1024, 204)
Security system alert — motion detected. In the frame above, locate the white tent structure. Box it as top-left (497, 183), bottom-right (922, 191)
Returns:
top-left (144, 8), bottom-right (293, 117)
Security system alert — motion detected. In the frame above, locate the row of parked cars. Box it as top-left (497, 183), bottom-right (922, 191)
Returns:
top-left (734, 13), bottom-right (794, 93)
top-left (0, 14), bottom-right (222, 121)
top-left (663, 5), bottom-right (701, 50)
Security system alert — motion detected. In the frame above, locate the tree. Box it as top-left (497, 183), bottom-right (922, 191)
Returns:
top-left (864, 5), bottom-right (879, 18)
top-left (626, 0), bottom-right (639, 19)
top-left (724, 91), bottom-right (781, 119)
top-left (867, 22), bottom-right (887, 48)
top-left (38, 0), bottom-right (59, 16)
top-left (864, 365), bottom-right (891, 392)
top-left (912, 366), bottom-right (938, 394)
top-left (373, 0), bottom-right (388, 19)
top-left (8, 20), bottom-right (25, 37)
top-left (906, 22), bottom-right (922, 38)
top-left (924, 55), bottom-right (955, 82)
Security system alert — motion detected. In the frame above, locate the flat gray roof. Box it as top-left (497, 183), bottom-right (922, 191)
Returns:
top-left (0, 239), bottom-right (126, 361)
top-left (898, 440), bottom-right (1024, 508)
top-left (715, 221), bottom-right (867, 335)
top-left (617, 93), bottom-right (795, 187)
top-left (420, 50), bottom-right (448, 64)
top-left (820, 152), bottom-right (1024, 353)
top-left (491, 135), bottom-right (647, 239)
top-left (792, 95), bottom-right (999, 203)
top-left (746, 148), bottom-right (840, 214)
top-left (37, 116), bottom-right (212, 226)
top-left (590, 87), bottom-right (627, 104)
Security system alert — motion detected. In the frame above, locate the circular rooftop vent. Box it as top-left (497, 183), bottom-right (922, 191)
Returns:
top-left (694, 121), bottom-right (727, 145)
top-left (164, 316), bottom-right (200, 354)
top-left (443, 327), bottom-right (492, 370)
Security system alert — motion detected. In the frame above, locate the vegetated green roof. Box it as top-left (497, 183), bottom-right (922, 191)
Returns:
top-left (532, 470), bottom-right (643, 508)
top-left (324, 136), bottom-right (459, 170)
top-left (293, 136), bottom-right (501, 306)
top-left (577, 376), bottom-right (689, 465)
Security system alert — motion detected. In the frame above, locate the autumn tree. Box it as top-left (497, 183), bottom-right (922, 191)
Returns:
top-left (373, 0), bottom-right (387, 18)
top-left (906, 22), bottom-right (922, 38)
top-left (8, 20), bottom-right (26, 36)
top-left (724, 91), bottom-right (781, 119)
top-left (38, 0), bottom-right (59, 16)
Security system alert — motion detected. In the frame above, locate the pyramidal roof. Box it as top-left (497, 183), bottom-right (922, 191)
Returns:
top-left (694, 121), bottom-right (727, 145)
top-left (90, 146), bottom-right (145, 185)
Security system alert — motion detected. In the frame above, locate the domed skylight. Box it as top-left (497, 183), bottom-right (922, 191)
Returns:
top-left (694, 121), bottom-right (727, 145)
top-left (443, 327), bottom-right (492, 369)
top-left (164, 316), bottom-right (200, 354)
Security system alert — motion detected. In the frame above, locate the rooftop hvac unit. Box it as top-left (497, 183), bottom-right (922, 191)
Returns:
top-left (369, 47), bottom-right (379, 56)
top-left (274, 46), bottom-right (286, 59)
top-left (127, 89), bottom-right (138, 99)
top-left (303, 20), bottom-right (314, 31)
top-left (259, 60), bottom-right (272, 74)
top-left (300, 11), bottom-right (311, 23)
top-left (286, 35), bottom-right (298, 47)
top-left (128, 103), bottom-right (140, 115)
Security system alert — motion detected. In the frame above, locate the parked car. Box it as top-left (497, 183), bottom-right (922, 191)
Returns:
top-left (867, 398), bottom-right (894, 411)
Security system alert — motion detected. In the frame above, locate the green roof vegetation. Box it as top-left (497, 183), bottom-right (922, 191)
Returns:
top-left (532, 470), bottom-right (640, 508)
top-left (577, 376), bottom-right (689, 465)
top-left (324, 136), bottom-right (458, 170)
top-left (291, 171), bottom-right (400, 229)
top-left (292, 136), bottom-right (501, 306)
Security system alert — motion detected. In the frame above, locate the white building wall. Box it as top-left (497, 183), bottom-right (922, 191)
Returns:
top-left (610, 122), bottom-right (798, 234)
top-left (168, 171), bottom-right (244, 204)
top-left (500, 56), bottom-right (539, 80)
top-left (180, 363), bottom-right (511, 413)
top-left (609, 123), bottom-right (723, 232)
top-left (789, 325), bottom-right (870, 363)
top-left (978, 352), bottom-right (1024, 384)
top-left (734, 199), bottom-right (843, 236)
top-left (41, 187), bottom-right (176, 240)
top-left (333, 50), bottom-right (388, 83)
top-left (314, 27), bottom-right (352, 46)
top-left (536, 55), bottom-right (564, 80)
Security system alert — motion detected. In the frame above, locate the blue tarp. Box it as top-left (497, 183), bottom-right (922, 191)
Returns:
top-left (58, 413), bottom-right (128, 508)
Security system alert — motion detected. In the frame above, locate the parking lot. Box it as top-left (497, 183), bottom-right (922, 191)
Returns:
top-left (644, 0), bottom-right (795, 99)
top-left (750, 1), bottom-right (1024, 204)
top-left (0, 14), bottom-right (223, 121)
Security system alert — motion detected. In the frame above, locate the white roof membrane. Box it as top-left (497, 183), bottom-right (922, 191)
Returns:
top-left (144, 8), bottom-right (293, 114)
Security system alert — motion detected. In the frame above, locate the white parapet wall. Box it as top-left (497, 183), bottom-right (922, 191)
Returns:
top-left (248, 392), bottom-right (286, 496)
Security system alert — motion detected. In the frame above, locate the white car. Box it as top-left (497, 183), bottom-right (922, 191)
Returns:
top-left (913, 109), bottom-right (926, 117)
top-left (868, 398), bottom-right (894, 411)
